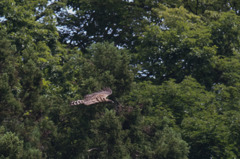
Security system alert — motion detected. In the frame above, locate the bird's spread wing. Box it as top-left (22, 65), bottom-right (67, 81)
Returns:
top-left (84, 88), bottom-right (112, 100)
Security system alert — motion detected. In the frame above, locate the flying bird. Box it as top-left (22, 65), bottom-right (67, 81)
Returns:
top-left (70, 88), bottom-right (114, 106)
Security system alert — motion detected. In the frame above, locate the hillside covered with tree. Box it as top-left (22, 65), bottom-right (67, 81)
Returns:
top-left (0, 0), bottom-right (240, 158)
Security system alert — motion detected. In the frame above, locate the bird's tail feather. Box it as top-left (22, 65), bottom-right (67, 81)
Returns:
top-left (70, 100), bottom-right (84, 106)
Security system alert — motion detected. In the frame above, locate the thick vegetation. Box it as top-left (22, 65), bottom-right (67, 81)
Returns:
top-left (0, 0), bottom-right (240, 158)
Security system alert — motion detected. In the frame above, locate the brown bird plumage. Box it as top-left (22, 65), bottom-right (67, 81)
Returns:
top-left (70, 88), bottom-right (113, 106)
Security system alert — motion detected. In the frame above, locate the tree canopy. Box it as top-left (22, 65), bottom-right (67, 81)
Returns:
top-left (0, 0), bottom-right (240, 158)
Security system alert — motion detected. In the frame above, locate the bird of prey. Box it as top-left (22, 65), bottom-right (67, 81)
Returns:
top-left (70, 88), bottom-right (114, 106)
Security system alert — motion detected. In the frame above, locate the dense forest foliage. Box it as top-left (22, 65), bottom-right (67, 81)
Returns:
top-left (0, 0), bottom-right (240, 158)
